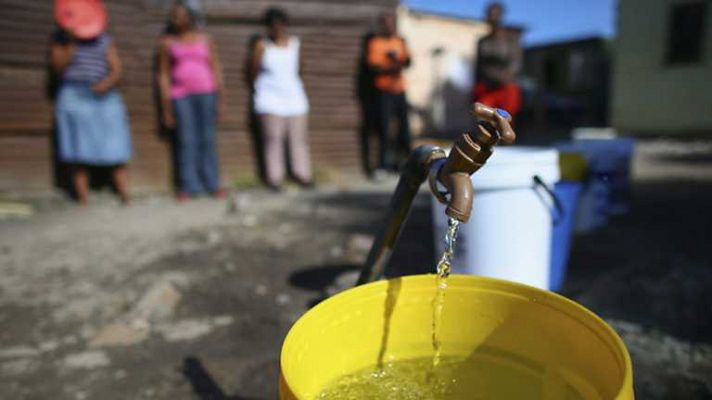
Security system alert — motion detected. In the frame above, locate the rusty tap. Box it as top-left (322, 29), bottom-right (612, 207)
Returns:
top-left (430, 103), bottom-right (516, 222)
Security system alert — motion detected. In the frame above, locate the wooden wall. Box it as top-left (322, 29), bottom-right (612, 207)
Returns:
top-left (0, 0), bottom-right (396, 193)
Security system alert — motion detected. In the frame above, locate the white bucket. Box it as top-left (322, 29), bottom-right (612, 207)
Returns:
top-left (432, 147), bottom-right (561, 290)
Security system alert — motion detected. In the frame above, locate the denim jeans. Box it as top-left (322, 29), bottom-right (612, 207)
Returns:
top-left (172, 93), bottom-right (220, 194)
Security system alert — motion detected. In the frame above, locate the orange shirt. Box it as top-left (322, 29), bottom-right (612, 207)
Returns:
top-left (367, 35), bottom-right (409, 94)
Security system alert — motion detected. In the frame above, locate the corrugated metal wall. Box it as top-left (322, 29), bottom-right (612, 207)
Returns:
top-left (0, 0), bottom-right (396, 192)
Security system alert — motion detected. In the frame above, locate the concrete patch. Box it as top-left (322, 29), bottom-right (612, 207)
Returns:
top-left (345, 233), bottom-right (374, 262)
top-left (212, 315), bottom-right (234, 327)
top-left (326, 270), bottom-right (360, 296)
top-left (276, 293), bottom-right (292, 306)
top-left (63, 350), bottom-right (110, 369)
top-left (157, 319), bottom-right (213, 342)
top-left (0, 202), bottom-right (33, 219)
top-left (38, 340), bottom-right (59, 353)
top-left (254, 284), bottom-right (268, 296)
top-left (0, 345), bottom-right (39, 359)
top-left (132, 280), bottom-right (182, 323)
top-left (1, 358), bottom-right (40, 376)
top-left (156, 316), bottom-right (235, 342)
top-left (89, 323), bottom-right (149, 348)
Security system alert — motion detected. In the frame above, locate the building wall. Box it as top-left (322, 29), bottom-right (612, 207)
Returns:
top-left (612, 0), bottom-right (712, 134)
top-left (0, 0), bottom-right (396, 193)
top-left (521, 37), bottom-right (611, 134)
top-left (397, 8), bottom-right (489, 137)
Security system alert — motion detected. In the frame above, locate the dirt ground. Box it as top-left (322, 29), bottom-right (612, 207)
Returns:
top-left (1, 139), bottom-right (711, 399)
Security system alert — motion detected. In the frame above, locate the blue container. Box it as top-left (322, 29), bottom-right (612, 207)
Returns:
top-left (550, 181), bottom-right (583, 292)
top-left (556, 138), bottom-right (635, 227)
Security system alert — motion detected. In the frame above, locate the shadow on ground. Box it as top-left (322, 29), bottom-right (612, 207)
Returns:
top-left (289, 264), bottom-right (362, 307)
top-left (183, 357), bottom-right (259, 400)
top-left (287, 192), bottom-right (436, 308)
top-left (563, 180), bottom-right (712, 343)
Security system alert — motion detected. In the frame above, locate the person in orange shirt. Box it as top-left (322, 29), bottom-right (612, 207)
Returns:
top-left (367, 12), bottom-right (412, 175)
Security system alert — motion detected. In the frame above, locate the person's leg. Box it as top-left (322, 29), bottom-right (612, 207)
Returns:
top-left (394, 92), bottom-right (412, 168)
top-left (286, 114), bottom-right (313, 185)
top-left (359, 105), bottom-right (372, 176)
top-left (360, 98), bottom-right (378, 176)
top-left (72, 165), bottom-right (89, 205)
top-left (195, 93), bottom-right (221, 194)
top-left (376, 92), bottom-right (394, 170)
top-left (260, 114), bottom-right (286, 188)
top-left (173, 96), bottom-right (201, 195)
top-left (112, 164), bottom-right (131, 205)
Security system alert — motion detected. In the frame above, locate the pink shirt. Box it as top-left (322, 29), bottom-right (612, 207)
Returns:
top-left (169, 38), bottom-right (217, 99)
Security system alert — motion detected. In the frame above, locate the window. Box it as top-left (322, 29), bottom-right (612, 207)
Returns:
top-left (665, 2), bottom-right (707, 65)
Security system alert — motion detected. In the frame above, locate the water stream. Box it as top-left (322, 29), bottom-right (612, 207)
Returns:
top-left (431, 217), bottom-right (460, 369)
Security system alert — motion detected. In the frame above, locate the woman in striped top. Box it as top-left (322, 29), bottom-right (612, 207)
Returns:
top-left (50, 28), bottom-right (132, 205)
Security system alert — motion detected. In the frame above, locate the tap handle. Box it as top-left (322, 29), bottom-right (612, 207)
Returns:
top-left (472, 103), bottom-right (516, 144)
top-left (433, 103), bottom-right (517, 222)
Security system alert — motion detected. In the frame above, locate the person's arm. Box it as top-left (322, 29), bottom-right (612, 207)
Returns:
top-left (157, 38), bottom-right (175, 128)
top-left (92, 41), bottom-right (122, 94)
top-left (366, 38), bottom-right (399, 75)
top-left (206, 33), bottom-right (226, 122)
top-left (298, 37), bottom-right (305, 78)
top-left (248, 38), bottom-right (265, 85)
top-left (50, 35), bottom-right (75, 74)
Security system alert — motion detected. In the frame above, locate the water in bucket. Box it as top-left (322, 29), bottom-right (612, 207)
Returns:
top-left (317, 352), bottom-right (601, 399)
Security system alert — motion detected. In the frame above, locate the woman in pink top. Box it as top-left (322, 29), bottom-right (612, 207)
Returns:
top-left (158, 2), bottom-right (225, 201)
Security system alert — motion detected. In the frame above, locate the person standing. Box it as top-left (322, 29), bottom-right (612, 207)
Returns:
top-left (51, 28), bottom-right (132, 205)
top-left (367, 12), bottom-right (412, 175)
top-left (158, 1), bottom-right (225, 201)
top-left (249, 8), bottom-right (313, 191)
top-left (473, 2), bottom-right (523, 118)
top-left (356, 31), bottom-right (378, 176)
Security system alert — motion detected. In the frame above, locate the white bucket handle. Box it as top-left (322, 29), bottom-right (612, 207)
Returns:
top-left (533, 175), bottom-right (564, 226)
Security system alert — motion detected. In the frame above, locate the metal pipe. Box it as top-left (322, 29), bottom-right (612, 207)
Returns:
top-left (356, 145), bottom-right (446, 285)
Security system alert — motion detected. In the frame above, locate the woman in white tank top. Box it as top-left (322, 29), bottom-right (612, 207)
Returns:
top-left (250, 8), bottom-right (312, 190)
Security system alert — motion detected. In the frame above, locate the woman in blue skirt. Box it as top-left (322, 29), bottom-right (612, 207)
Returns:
top-left (50, 29), bottom-right (132, 205)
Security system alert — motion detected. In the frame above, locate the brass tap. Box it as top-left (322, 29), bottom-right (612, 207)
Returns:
top-left (430, 103), bottom-right (516, 222)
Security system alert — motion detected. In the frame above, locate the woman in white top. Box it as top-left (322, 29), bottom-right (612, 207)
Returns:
top-left (249, 8), bottom-right (313, 190)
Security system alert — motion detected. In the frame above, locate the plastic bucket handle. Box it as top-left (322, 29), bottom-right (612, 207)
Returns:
top-left (533, 175), bottom-right (564, 226)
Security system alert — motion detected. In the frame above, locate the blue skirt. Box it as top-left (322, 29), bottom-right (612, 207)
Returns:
top-left (56, 83), bottom-right (132, 165)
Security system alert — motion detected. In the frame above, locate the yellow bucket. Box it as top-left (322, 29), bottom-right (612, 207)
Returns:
top-left (280, 274), bottom-right (633, 399)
